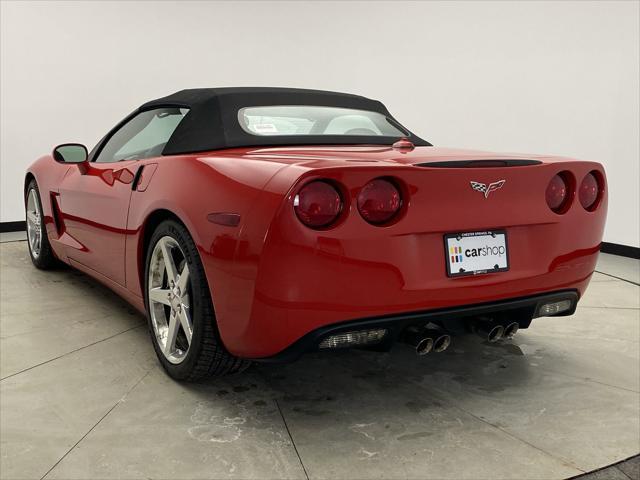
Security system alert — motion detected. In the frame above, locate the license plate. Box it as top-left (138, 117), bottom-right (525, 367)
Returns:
top-left (445, 230), bottom-right (509, 277)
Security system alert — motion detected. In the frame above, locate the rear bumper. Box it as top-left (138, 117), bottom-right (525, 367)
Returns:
top-left (224, 240), bottom-right (597, 358)
top-left (255, 289), bottom-right (579, 363)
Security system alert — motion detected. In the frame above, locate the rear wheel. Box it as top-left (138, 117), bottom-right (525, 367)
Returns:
top-left (25, 179), bottom-right (57, 269)
top-left (144, 219), bottom-right (250, 381)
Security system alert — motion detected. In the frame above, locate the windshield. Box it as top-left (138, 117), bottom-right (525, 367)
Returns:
top-left (238, 106), bottom-right (408, 137)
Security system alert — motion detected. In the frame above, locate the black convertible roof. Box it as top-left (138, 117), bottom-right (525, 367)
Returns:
top-left (136, 87), bottom-right (429, 154)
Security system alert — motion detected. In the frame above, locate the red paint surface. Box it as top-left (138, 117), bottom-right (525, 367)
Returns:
top-left (27, 145), bottom-right (608, 358)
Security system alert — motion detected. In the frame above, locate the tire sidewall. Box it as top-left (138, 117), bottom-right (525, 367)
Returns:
top-left (144, 220), bottom-right (210, 379)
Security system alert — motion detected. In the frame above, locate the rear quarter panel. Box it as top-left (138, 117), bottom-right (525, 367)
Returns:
top-left (124, 153), bottom-right (299, 327)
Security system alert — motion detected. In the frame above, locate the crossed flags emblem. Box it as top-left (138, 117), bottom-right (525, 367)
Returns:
top-left (470, 180), bottom-right (506, 199)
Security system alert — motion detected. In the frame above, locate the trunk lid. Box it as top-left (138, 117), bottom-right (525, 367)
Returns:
top-left (222, 145), bottom-right (564, 169)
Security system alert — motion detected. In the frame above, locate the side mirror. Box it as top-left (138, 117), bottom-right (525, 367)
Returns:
top-left (53, 143), bottom-right (88, 164)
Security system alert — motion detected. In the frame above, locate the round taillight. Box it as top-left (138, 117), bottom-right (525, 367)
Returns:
top-left (357, 178), bottom-right (402, 225)
top-left (579, 172), bottom-right (600, 211)
top-left (294, 181), bottom-right (342, 228)
top-left (546, 174), bottom-right (569, 212)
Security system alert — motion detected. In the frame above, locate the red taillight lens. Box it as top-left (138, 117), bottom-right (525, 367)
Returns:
top-left (357, 179), bottom-right (402, 225)
top-left (579, 172), bottom-right (600, 211)
top-left (546, 174), bottom-right (569, 212)
top-left (294, 181), bottom-right (342, 228)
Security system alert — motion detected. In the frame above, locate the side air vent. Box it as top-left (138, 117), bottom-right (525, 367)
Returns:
top-left (416, 159), bottom-right (542, 168)
top-left (49, 192), bottom-right (64, 235)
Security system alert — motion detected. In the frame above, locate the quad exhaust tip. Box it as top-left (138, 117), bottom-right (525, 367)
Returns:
top-left (473, 319), bottom-right (504, 343)
top-left (416, 337), bottom-right (434, 356)
top-left (473, 319), bottom-right (521, 342)
top-left (433, 334), bottom-right (451, 353)
top-left (503, 322), bottom-right (519, 339)
top-left (403, 327), bottom-right (451, 355)
top-left (404, 320), bottom-right (518, 353)
top-left (487, 325), bottom-right (504, 343)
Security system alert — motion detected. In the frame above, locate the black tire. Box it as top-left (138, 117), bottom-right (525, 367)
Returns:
top-left (144, 219), bottom-right (250, 381)
top-left (25, 179), bottom-right (58, 269)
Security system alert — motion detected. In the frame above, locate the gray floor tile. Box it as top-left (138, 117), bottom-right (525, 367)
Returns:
top-left (0, 312), bottom-right (144, 378)
top-left (396, 341), bottom-right (640, 472)
top-left (0, 243), bottom-right (136, 328)
top-left (258, 355), bottom-right (581, 480)
top-left (519, 307), bottom-right (640, 392)
top-left (579, 280), bottom-right (639, 309)
top-left (0, 328), bottom-right (155, 480)
top-left (590, 272), bottom-right (620, 283)
top-left (0, 242), bottom-right (145, 377)
top-left (45, 369), bottom-right (306, 480)
top-left (597, 253), bottom-right (640, 285)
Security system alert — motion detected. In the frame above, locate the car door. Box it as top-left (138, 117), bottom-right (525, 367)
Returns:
top-left (58, 107), bottom-right (189, 285)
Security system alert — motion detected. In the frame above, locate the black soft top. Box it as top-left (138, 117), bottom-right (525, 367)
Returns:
top-left (136, 87), bottom-right (429, 154)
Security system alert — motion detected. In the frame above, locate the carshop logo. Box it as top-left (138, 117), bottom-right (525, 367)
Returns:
top-left (464, 245), bottom-right (506, 258)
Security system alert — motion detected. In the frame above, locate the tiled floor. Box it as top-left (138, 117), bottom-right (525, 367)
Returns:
top-left (574, 455), bottom-right (639, 480)
top-left (1, 239), bottom-right (638, 479)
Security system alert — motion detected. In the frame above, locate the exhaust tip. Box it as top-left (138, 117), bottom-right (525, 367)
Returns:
top-left (416, 337), bottom-right (433, 356)
top-left (503, 322), bottom-right (519, 339)
top-left (487, 325), bottom-right (504, 343)
top-left (433, 335), bottom-right (451, 353)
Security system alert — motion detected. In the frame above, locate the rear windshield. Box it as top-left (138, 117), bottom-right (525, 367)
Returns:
top-left (238, 105), bottom-right (408, 137)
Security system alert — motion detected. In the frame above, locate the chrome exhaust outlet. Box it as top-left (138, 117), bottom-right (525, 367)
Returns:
top-left (402, 328), bottom-right (434, 356)
top-left (424, 329), bottom-right (451, 353)
top-left (503, 322), bottom-right (519, 339)
top-left (473, 320), bottom-right (504, 343)
top-left (433, 335), bottom-right (451, 353)
top-left (416, 337), bottom-right (434, 356)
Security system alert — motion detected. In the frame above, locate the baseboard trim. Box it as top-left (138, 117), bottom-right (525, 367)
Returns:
top-left (600, 242), bottom-right (640, 260)
top-left (1, 220), bottom-right (639, 259)
top-left (0, 221), bottom-right (26, 233)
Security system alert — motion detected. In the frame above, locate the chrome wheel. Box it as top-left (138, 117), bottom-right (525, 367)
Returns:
top-left (26, 188), bottom-right (42, 259)
top-left (148, 236), bottom-right (193, 364)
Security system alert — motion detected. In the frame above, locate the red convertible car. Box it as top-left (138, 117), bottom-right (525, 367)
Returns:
top-left (25, 88), bottom-right (607, 380)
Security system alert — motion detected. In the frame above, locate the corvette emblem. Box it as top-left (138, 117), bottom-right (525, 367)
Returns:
top-left (470, 180), bottom-right (506, 198)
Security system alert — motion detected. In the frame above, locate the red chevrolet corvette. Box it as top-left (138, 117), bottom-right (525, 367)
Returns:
top-left (25, 88), bottom-right (607, 380)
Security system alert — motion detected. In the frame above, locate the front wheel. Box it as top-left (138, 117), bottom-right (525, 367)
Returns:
top-left (144, 219), bottom-right (250, 381)
top-left (25, 179), bottom-right (57, 269)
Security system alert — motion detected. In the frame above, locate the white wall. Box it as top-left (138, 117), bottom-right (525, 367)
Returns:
top-left (1, 0), bottom-right (638, 246)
